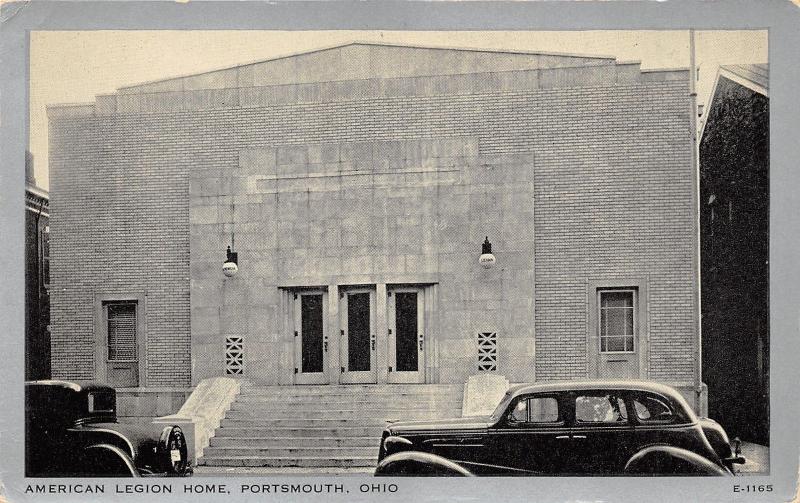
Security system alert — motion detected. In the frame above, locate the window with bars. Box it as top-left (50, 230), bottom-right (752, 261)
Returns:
top-left (225, 336), bottom-right (244, 375)
top-left (106, 302), bottom-right (137, 361)
top-left (478, 332), bottom-right (497, 371)
top-left (599, 290), bottom-right (636, 353)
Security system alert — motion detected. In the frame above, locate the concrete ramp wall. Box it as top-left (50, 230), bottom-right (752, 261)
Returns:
top-left (155, 377), bottom-right (241, 465)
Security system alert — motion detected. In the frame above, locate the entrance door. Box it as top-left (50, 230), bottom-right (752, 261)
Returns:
top-left (387, 288), bottom-right (425, 383)
top-left (339, 289), bottom-right (377, 384)
top-left (293, 291), bottom-right (329, 384)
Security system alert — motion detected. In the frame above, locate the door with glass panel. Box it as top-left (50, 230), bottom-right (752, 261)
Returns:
top-left (387, 287), bottom-right (425, 383)
top-left (596, 289), bottom-right (639, 379)
top-left (103, 301), bottom-right (140, 387)
top-left (339, 288), bottom-right (377, 384)
top-left (293, 291), bottom-right (329, 384)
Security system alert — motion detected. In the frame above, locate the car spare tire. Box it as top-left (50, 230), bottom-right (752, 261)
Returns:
top-left (157, 426), bottom-right (189, 475)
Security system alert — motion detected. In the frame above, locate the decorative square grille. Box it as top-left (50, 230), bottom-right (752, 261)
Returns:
top-left (225, 336), bottom-right (244, 375)
top-left (478, 332), bottom-right (497, 372)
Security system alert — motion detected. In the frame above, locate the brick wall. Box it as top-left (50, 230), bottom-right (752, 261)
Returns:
top-left (49, 58), bottom-right (695, 386)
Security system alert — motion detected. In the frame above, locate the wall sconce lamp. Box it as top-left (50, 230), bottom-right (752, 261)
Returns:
top-left (479, 236), bottom-right (496, 269)
top-left (223, 245), bottom-right (239, 277)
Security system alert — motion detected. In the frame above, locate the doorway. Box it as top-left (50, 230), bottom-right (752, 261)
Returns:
top-left (339, 288), bottom-right (377, 384)
top-left (293, 291), bottom-right (329, 384)
top-left (387, 287), bottom-right (425, 383)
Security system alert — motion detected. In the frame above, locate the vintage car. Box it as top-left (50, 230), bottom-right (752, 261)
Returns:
top-left (25, 380), bottom-right (191, 477)
top-left (376, 380), bottom-right (745, 476)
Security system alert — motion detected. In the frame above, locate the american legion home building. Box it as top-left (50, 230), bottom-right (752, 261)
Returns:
top-left (47, 42), bottom-right (704, 417)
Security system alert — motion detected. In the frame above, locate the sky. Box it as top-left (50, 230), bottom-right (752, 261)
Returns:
top-left (29, 30), bottom-right (768, 190)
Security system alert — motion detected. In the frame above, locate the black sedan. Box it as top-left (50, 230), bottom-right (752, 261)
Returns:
top-left (376, 380), bottom-right (744, 476)
top-left (25, 380), bottom-right (192, 477)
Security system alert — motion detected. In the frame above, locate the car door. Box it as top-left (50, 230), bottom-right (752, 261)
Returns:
top-left (567, 390), bottom-right (637, 474)
top-left (487, 393), bottom-right (569, 474)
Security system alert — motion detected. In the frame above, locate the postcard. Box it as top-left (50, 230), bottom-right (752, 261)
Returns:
top-left (2, 2), bottom-right (798, 502)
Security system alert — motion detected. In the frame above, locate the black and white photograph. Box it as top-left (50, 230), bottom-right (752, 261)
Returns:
top-left (3, 2), bottom-right (799, 502)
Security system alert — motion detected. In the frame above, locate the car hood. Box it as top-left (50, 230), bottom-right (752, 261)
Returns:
top-left (387, 415), bottom-right (492, 433)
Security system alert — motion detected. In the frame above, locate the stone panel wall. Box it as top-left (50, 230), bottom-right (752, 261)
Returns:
top-left (189, 138), bottom-right (536, 384)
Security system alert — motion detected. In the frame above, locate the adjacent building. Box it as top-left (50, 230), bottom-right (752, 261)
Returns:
top-left (699, 64), bottom-right (769, 443)
top-left (47, 43), bottom-right (703, 409)
top-left (25, 151), bottom-right (51, 380)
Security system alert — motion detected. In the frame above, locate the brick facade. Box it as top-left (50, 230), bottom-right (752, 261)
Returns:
top-left (48, 43), bottom-right (697, 391)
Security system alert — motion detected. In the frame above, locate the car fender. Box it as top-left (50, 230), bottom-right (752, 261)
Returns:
top-left (83, 444), bottom-right (140, 477)
top-left (624, 445), bottom-right (731, 476)
top-left (375, 452), bottom-right (475, 477)
top-left (383, 436), bottom-right (414, 457)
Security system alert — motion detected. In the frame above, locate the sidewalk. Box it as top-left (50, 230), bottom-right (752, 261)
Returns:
top-left (737, 441), bottom-right (769, 475)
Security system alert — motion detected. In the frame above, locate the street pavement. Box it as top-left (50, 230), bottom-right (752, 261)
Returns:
top-left (737, 441), bottom-right (769, 475)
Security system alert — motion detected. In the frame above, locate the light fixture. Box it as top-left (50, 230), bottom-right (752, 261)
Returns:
top-left (223, 195), bottom-right (239, 277)
top-left (479, 236), bottom-right (496, 269)
top-left (223, 245), bottom-right (238, 277)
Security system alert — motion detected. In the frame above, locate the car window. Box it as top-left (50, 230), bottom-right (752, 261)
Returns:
top-left (575, 394), bottom-right (628, 423)
top-left (632, 395), bottom-right (674, 423)
top-left (490, 391), bottom-right (515, 420)
top-left (509, 396), bottom-right (559, 423)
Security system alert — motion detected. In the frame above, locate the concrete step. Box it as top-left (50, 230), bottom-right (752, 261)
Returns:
top-left (204, 446), bottom-right (376, 458)
top-left (199, 383), bottom-right (463, 469)
top-left (233, 396), bottom-right (462, 407)
top-left (216, 426), bottom-right (386, 437)
top-left (220, 418), bottom-right (394, 428)
top-left (238, 389), bottom-right (461, 399)
top-left (209, 436), bottom-right (377, 448)
top-left (224, 409), bottom-right (460, 420)
top-left (199, 456), bottom-right (377, 468)
top-left (240, 384), bottom-right (461, 393)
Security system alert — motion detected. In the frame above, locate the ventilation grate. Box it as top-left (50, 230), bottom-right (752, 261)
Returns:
top-left (225, 336), bottom-right (244, 375)
top-left (478, 332), bottom-right (497, 372)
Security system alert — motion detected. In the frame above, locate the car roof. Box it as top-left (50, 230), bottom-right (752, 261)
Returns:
top-left (506, 380), bottom-right (684, 399)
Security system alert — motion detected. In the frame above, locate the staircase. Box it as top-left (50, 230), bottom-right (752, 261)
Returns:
top-left (198, 383), bottom-right (463, 469)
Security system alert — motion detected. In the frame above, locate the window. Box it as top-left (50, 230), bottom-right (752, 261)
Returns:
top-left (575, 393), bottom-right (628, 423)
top-left (510, 396), bottom-right (559, 423)
top-left (106, 302), bottom-right (137, 361)
top-left (632, 395), bottom-right (674, 423)
top-left (87, 391), bottom-right (115, 413)
top-left (40, 225), bottom-right (50, 288)
top-left (599, 290), bottom-right (635, 353)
